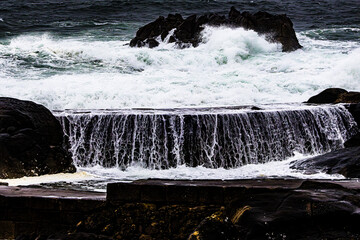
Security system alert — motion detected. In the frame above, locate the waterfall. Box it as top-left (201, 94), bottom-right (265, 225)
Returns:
top-left (56, 105), bottom-right (358, 169)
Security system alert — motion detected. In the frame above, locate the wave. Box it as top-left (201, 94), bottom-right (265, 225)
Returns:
top-left (0, 26), bottom-right (359, 110)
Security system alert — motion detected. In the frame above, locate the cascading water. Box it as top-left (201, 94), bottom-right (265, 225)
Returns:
top-left (56, 105), bottom-right (358, 170)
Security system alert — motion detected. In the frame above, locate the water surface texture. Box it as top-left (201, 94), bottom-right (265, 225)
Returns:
top-left (1, 1), bottom-right (359, 189)
top-left (0, 0), bottom-right (359, 109)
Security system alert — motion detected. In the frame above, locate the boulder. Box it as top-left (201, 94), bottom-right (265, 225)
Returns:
top-left (307, 88), bottom-right (348, 104)
top-left (307, 88), bottom-right (360, 104)
top-left (0, 97), bottom-right (75, 178)
top-left (290, 146), bottom-right (360, 178)
top-left (130, 7), bottom-right (302, 52)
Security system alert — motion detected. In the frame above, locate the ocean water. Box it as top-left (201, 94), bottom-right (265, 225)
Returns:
top-left (0, 0), bottom-right (359, 109)
top-left (0, 0), bottom-right (359, 188)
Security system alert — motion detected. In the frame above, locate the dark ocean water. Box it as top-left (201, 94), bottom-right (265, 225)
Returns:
top-left (1, 0), bottom-right (360, 39)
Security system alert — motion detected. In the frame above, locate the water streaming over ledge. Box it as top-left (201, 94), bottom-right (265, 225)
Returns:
top-left (56, 104), bottom-right (358, 170)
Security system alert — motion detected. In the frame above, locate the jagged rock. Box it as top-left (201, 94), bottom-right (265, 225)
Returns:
top-left (130, 7), bottom-right (302, 52)
top-left (0, 97), bottom-right (75, 178)
top-left (290, 146), bottom-right (360, 178)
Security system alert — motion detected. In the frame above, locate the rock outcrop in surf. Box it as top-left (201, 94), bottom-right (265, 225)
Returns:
top-left (130, 7), bottom-right (302, 52)
top-left (307, 88), bottom-right (360, 104)
top-left (0, 97), bottom-right (75, 178)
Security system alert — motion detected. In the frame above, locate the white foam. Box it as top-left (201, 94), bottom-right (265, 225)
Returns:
top-left (0, 27), bottom-right (359, 109)
top-left (78, 152), bottom-right (344, 183)
top-left (0, 153), bottom-right (344, 192)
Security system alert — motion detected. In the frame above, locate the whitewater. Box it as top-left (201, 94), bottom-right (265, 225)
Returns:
top-left (0, 26), bottom-right (359, 110)
top-left (0, 1), bottom-right (360, 190)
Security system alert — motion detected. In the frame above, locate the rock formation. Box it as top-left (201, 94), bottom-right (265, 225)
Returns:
top-left (0, 97), bottom-right (75, 178)
top-left (130, 7), bottom-right (302, 52)
top-left (291, 146), bottom-right (360, 178)
top-left (307, 88), bottom-right (360, 104)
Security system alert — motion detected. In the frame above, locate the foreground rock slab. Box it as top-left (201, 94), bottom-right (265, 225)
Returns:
top-left (77, 180), bottom-right (360, 240)
top-left (130, 7), bottom-right (302, 52)
top-left (3, 179), bottom-right (360, 239)
top-left (291, 146), bottom-right (360, 178)
top-left (0, 186), bottom-right (105, 239)
top-left (0, 97), bottom-right (75, 178)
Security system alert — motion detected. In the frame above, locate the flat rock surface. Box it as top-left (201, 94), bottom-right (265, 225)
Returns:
top-left (0, 185), bottom-right (106, 200)
top-left (112, 178), bottom-right (360, 189)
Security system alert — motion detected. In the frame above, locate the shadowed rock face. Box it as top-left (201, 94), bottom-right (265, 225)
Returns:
top-left (0, 97), bottom-right (75, 178)
top-left (130, 7), bottom-right (302, 52)
top-left (17, 180), bottom-right (360, 240)
top-left (307, 88), bottom-right (360, 104)
top-left (290, 146), bottom-right (360, 178)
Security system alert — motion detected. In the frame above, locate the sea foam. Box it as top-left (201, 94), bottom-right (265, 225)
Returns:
top-left (0, 26), bottom-right (359, 110)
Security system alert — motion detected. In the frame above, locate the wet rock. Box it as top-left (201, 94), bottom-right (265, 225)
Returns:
top-left (145, 38), bottom-right (159, 48)
top-left (347, 103), bottom-right (360, 126)
top-left (73, 203), bottom-right (221, 240)
top-left (42, 233), bottom-right (113, 240)
top-left (130, 7), bottom-right (302, 52)
top-left (229, 181), bottom-right (360, 239)
top-left (345, 132), bottom-right (360, 147)
top-left (335, 91), bottom-right (360, 103)
top-left (307, 88), bottom-right (360, 104)
top-left (307, 88), bottom-right (348, 104)
top-left (188, 208), bottom-right (239, 240)
top-left (290, 146), bottom-right (360, 178)
top-left (0, 97), bottom-right (75, 178)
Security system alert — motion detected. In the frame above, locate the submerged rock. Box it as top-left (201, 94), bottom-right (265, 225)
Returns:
top-left (290, 146), bottom-right (360, 178)
top-left (0, 97), bottom-right (75, 178)
top-left (130, 7), bottom-right (302, 52)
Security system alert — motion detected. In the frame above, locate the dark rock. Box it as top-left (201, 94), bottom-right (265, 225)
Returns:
top-left (73, 202), bottom-right (221, 240)
top-left (145, 38), bottom-right (159, 48)
top-left (175, 14), bottom-right (198, 45)
top-left (308, 88), bottom-right (360, 104)
top-left (229, 182), bottom-right (360, 239)
top-left (290, 146), bottom-right (360, 178)
top-left (335, 91), bottom-right (360, 103)
top-left (46, 233), bottom-right (113, 240)
top-left (0, 97), bottom-right (75, 178)
top-left (345, 133), bottom-right (360, 147)
top-left (307, 88), bottom-right (348, 103)
top-left (188, 208), bottom-right (239, 240)
top-left (130, 7), bottom-right (302, 52)
top-left (347, 103), bottom-right (360, 126)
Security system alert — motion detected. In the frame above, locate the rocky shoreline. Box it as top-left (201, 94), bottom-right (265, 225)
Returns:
top-left (0, 87), bottom-right (360, 239)
top-left (2, 179), bottom-right (360, 240)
